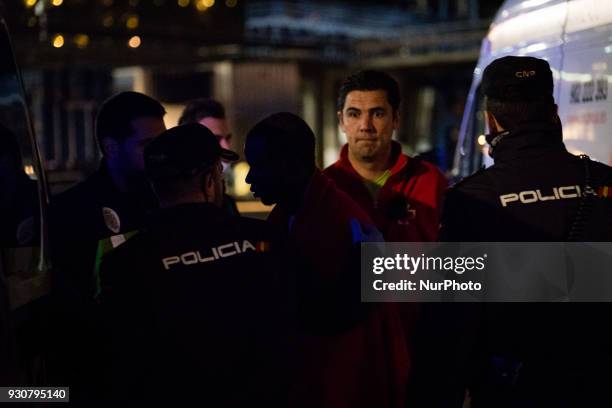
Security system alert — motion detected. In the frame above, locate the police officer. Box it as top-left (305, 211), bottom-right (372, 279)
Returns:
top-left (46, 91), bottom-right (166, 404)
top-left (178, 97), bottom-right (240, 216)
top-left (50, 91), bottom-right (167, 298)
top-left (440, 56), bottom-right (611, 241)
top-left (440, 56), bottom-right (612, 407)
top-left (100, 123), bottom-right (296, 406)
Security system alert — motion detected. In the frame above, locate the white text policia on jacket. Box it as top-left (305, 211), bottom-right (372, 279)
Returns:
top-left (161, 240), bottom-right (269, 270)
top-left (499, 185), bottom-right (582, 207)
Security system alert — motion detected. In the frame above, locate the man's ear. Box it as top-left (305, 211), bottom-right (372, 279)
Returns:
top-left (392, 110), bottom-right (400, 130)
top-left (484, 111), bottom-right (503, 134)
top-left (100, 137), bottom-right (118, 159)
top-left (199, 172), bottom-right (214, 201)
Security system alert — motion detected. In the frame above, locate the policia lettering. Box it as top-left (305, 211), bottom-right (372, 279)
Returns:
top-left (162, 240), bottom-right (259, 270)
top-left (500, 185), bottom-right (581, 207)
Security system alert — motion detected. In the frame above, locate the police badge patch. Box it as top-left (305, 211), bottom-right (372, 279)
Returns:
top-left (102, 207), bottom-right (121, 234)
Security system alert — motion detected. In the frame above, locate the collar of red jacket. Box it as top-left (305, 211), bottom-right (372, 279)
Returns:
top-left (337, 140), bottom-right (409, 177)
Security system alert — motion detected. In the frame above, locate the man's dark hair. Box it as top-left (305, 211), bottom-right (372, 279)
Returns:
top-left (485, 97), bottom-right (559, 130)
top-left (247, 112), bottom-right (315, 169)
top-left (178, 98), bottom-right (226, 125)
top-left (337, 70), bottom-right (401, 112)
top-left (95, 91), bottom-right (165, 148)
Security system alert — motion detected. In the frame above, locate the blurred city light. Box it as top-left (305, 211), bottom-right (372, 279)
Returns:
top-left (126, 15), bottom-right (139, 29)
top-left (74, 34), bottom-right (90, 49)
top-left (52, 34), bottom-right (64, 48)
top-left (195, 0), bottom-right (209, 11)
top-left (24, 165), bottom-right (35, 177)
top-left (103, 15), bottom-right (114, 27)
top-left (128, 35), bottom-right (141, 48)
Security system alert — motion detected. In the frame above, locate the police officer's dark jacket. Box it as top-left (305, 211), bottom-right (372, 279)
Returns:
top-left (440, 122), bottom-right (612, 241)
top-left (100, 202), bottom-right (296, 406)
top-left (439, 123), bottom-right (612, 406)
top-left (49, 161), bottom-right (158, 298)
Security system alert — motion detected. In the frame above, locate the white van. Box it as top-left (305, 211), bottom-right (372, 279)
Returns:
top-left (454, 0), bottom-right (612, 178)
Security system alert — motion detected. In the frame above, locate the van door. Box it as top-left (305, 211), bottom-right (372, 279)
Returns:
top-left (0, 17), bottom-right (51, 385)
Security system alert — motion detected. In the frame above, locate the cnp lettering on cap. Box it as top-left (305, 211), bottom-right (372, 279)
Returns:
top-left (515, 70), bottom-right (536, 78)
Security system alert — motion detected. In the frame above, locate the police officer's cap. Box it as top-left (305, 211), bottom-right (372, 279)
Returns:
top-left (145, 123), bottom-right (239, 180)
top-left (482, 56), bottom-right (554, 102)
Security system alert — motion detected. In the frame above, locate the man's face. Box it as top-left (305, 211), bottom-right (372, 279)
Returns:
top-left (199, 116), bottom-right (231, 150)
top-left (244, 135), bottom-right (284, 205)
top-left (117, 116), bottom-right (166, 176)
top-left (338, 90), bottom-right (399, 163)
